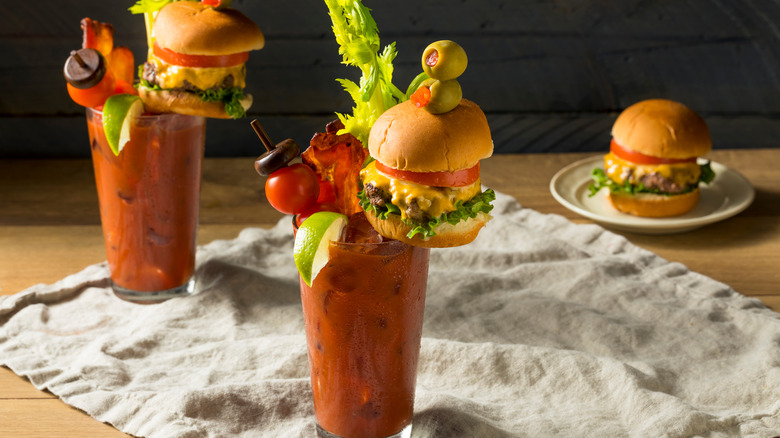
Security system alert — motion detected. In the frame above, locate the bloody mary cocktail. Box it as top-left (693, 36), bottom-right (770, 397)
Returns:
top-left (298, 215), bottom-right (430, 438)
top-left (86, 108), bottom-right (205, 303)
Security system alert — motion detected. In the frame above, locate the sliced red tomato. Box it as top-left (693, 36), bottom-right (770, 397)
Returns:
top-left (153, 42), bottom-right (249, 68)
top-left (375, 161), bottom-right (479, 187)
top-left (611, 139), bottom-right (696, 165)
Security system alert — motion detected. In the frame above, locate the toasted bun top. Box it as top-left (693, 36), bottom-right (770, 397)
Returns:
top-left (611, 99), bottom-right (711, 159)
top-left (368, 99), bottom-right (493, 172)
top-left (153, 2), bottom-right (264, 56)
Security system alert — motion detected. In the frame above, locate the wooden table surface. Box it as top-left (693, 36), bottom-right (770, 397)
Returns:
top-left (1, 149), bottom-right (778, 437)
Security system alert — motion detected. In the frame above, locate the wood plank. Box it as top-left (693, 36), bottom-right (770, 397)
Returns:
top-left (2, 0), bottom-right (779, 158)
top-left (1, 1), bottom-right (779, 116)
top-left (0, 399), bottom-right (129, 437)
top-left (0, 224), bottom-right (255, 295)
top-left (1, 114), bottom-right (778, 159)
top-left (3, 0), bottom-right (777, 39)
top-left (3, 34), bottom-right (779, 116)
top-left (1, 150), bottom-right (778, 308)
top-left (0, 367), bottom-right (55, 399)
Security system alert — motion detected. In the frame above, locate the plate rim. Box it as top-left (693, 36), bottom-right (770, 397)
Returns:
top-left (549, 155), bottom-right (755, 233)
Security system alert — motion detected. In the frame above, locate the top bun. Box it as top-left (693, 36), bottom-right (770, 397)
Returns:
top-left (153, 1), bottom-right (264, 56)
top-left (611, 99), bottom-right (711, 159)
top-left (368, 99), bottom-right (493, 172)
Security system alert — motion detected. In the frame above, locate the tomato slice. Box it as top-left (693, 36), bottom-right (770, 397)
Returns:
top-left (153, 42), bottom-right (249, 68)
top-left (610, 139), bottom-right (696, 165)
top-left (375, 161), bottom-right (479, 187)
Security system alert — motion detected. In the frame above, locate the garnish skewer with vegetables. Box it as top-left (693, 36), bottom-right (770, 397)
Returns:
top-left (252, 1), bottom-right (498, 436)
top-left (62, 1), bottom-right (264, 303)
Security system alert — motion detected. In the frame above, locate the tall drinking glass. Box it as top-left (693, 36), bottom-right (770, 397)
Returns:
top-left (298, 217), bottom-right (430, 438)
top-left (85, 108), bottom-right (206, 304)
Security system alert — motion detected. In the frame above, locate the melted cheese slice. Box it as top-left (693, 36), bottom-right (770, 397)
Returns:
top-left (149, 55), bottom-right (246, 90)
top-left (604, 152), bottom-right (700, 188)
top-left (361, 160), bottom-right (481, 220)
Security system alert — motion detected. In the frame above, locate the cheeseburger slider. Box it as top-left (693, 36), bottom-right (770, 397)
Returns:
top-left (359, 99), bottom-right (495, 247)
top-left (589, 98), bottom-right (715, 217)
top-left (137, 1), bottom-right (264, 119)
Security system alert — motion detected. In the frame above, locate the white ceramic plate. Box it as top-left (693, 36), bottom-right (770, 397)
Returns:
top-left (550, 156), bottom-right (755, 234)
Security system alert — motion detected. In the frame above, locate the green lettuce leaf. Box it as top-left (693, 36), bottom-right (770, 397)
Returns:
top-left (699, 160), bottom-right (715, 184)
top-left (325, 0), bottom-right (407, 146)
top-left (588, 161), bottom-right (716, 197)
top-left (359, 188), bottom-right (496, 239)
top-left (196, 86), bottom-right (247, 119)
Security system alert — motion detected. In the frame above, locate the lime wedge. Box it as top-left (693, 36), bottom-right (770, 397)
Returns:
top-left (294, 211), bottom-right (349, 286)
top-left (103, 94), bottom-right (144, 156)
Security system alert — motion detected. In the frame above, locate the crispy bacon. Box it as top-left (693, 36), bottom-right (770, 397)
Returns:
top-left (302, 120), bottom-right (368, 215)
top-left (108, 46), bottom-right (135, 84)
top-left (81, 18), bottom-right (114, 58)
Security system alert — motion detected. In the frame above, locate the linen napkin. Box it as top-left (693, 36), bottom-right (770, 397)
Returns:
top-left (1, 191), bottom-right (779, 438)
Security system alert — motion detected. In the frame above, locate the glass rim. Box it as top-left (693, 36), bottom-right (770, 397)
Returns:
top-left (291, 215), bottom-right (410, 249)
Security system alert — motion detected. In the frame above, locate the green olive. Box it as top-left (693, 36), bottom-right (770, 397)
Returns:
top-left (421, 78), bottom-right (462, 114)
top-left (421, 40), bottom-right (468, 81)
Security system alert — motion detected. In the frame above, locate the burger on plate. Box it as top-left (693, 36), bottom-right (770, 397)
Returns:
top-left (588, 98), bottom-right (715, 217)
top-left (137, 1), bottom-right (264, 119)
top-left (359, 99), bottom-right (496, 248)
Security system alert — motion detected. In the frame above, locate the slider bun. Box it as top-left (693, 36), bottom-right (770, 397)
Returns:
top-left (608, 189), bottom-right (700, 218)
top-left (138, 86), bottom-right (252, 119)
top-left (364, 210), bottom-right (491, 248)
top-left (612, 99), bottom-right (711, 159)
top-left (153, 1), bottom-right (264, 55)
top-left (368, 99), bottom-right (493, 172)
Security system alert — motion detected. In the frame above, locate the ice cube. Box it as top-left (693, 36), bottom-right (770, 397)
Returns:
top-left (343, 213), bottom-right (383, 245)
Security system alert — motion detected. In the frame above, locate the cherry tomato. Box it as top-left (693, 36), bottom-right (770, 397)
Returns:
top-left (611, 139), bottom-right (696, 165)
top-left (265, 163), bottom-right (320, 215)
top-left (153, 42), bottom-right (248, 68)
top-left (375, 161), bottom-right (480, 187)
top-left (295, 202), bottom-right (341, 227)
top-left (317, 178), bottom-right (336, 204)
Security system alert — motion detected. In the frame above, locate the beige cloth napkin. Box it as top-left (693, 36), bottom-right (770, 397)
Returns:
top-left (1, 191), bottom-right (779, 438)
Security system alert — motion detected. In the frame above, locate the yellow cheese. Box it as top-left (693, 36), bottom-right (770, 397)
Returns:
top-left (149, 55), bottom-right (246, 91)
top-left (360, 161), bottom-right (481, 220)
top-left (604, 152), bottom-right (700, 189)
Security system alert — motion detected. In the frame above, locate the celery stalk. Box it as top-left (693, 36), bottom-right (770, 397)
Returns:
top-left (325, 0), bottom-right (407, 146)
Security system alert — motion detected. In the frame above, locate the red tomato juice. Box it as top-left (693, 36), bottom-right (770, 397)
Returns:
top-left (299, 232), bottom-right (430, 438)
top-left (86, 109), bottom-right (205, 296)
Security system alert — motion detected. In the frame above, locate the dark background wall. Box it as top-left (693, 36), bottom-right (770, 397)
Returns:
top-left (1, 0), bottom-right (778, 157)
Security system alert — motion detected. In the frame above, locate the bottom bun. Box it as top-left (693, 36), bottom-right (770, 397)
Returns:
top-left (138, 87), bottom-right (252, 119)
top-left (363, 211), bottom-right (491, 248)
top-left (608, 189), bottom-right (700, 217)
